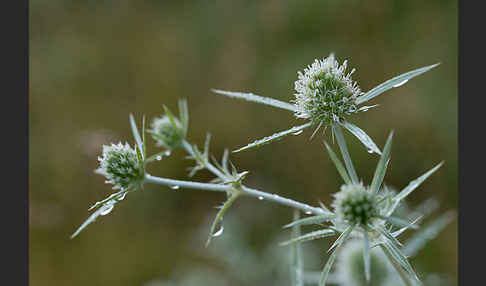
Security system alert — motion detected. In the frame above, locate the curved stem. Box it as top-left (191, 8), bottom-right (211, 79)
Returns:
top-left (144, 174), bottom-right (326, 215)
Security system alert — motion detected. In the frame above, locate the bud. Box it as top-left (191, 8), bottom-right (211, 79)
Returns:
top-left (332, 183), bottom-right (377, 227)
top-left (293, 54), bottom-right (361, 124)
top-left (95, 142), bottom-right (145, 190)
top-left (149, 115), bottom-right (185, 150)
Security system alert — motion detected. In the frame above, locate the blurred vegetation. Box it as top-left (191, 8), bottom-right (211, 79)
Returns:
top-left (30, 0), bottom-right (457, 285)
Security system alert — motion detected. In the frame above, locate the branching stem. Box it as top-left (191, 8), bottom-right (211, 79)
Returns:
top-left (144, 174), bottom-right (326, 215)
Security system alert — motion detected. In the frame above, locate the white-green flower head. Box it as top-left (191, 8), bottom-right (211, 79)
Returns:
top-left (149, 115), bottom-right (185, 150)
top-left (294, 54), bottom-right (361, 124)
top-left (335, 239), bottom-right (393, 286)
top-left (95, 142), bottom-right (145, 190)
top-left (332, 183), bottom-right (378, 227)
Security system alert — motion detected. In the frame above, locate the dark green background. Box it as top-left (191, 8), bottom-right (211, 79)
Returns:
top-left (30, 0), bottom-right (457, 285)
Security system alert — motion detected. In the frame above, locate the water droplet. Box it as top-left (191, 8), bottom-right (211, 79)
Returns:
top-left (100, 204), bottom-right (114, 216)
top-left (367, 148), bottom-right (374, 154)
top-left (118, 193), bottom-right (126, 201)
top-left (393, 79), bottom-right (409, 88)
top-left (258, 196), bottom-right (264, 200)
top-left (292, 130), bottom-right (303, 136)
top-left (170, 185), bottom-right (180, 190)
top-left (164, 150), bottom-right (172, 156)
top-left (212, 226), bottom-right (224, 237)
top-left (305, 211), bottom-right (312, 215)
top-left (156, 155), bottom-right (162, 161)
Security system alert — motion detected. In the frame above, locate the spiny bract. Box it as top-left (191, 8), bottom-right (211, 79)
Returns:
top-left (294, 54), bottom-right (361, 124)
top-left (95, 142), bottom-right (145, 190)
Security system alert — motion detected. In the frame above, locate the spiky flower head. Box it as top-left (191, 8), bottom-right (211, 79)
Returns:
top-left (149, 115), bottom-right (185, 150)
top-left (95, 142), bottom-right (145, 190)
top-left (294, 54), bottom-right (361, 124)
top-left (332, 183), bottom-right (378, 227)
top-left (335, 239), bottom-right (393, 286)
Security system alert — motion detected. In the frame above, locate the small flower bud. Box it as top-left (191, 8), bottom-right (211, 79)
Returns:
top-left (95, 142), bottom-right (145, 190)
top-left (149, 115), bottom-right (185, 150)
top-left (294, 54), bottom-right (361, 124)
top-left (333, 183), bottom-right (377, 226)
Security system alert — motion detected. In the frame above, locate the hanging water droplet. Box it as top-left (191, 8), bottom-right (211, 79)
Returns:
top-left (258, 196), bottom-right (264, 200)
top-left (212, 226), bottom-right (224, 237)
top-left (305, 210), bottom-right (312, 215)
top-left (393, 79), bottom-right (409, 88)
top-left (156, 155), bottom-right (162, 161)
top-left (118, 193), bottom-right (126, 201)
top-left (292, 130), bottom-right (303, 136)
top-left (164, 150), bottom-right (172, 156)
top-left (100, 204), bottom-right (114, 216)
top-left (170, 185), bottom-right (180, 190)
top-left (367, 148), bottom-right (374, 154)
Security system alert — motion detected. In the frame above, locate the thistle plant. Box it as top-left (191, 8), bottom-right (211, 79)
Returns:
top-left (213, 54), bottom-right (438, 154)
top-left (71, 55), bottom-right (453, 286)
top-left (279, 131), bottom-right (443, 285)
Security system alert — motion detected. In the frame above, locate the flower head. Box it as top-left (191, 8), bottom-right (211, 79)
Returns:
top-left (95, 142), bottom-right (145, 190)
top-left (148, 100), bottom-right (189, 150)
top-left (294, 54), bottom-right (361, 124)
top-left (332, 183), bottom-right (378, 227)
top-left (149, 115), bottom-right (185, 149)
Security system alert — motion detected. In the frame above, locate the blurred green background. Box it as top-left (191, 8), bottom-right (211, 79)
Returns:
top-left (30, 0), bottom-right (457, 285)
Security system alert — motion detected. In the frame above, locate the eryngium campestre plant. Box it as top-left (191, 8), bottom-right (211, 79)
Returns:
top-left (280, 132), bottom-right (443, 285)
top-left (95, 142), bottom-right (145, 191)
top-left (212, 54), bottom-right (438, 154)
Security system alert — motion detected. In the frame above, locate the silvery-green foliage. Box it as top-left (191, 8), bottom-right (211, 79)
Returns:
top-left (328, 204), bottom-right (455, 286)
top-left (280, 132), bottom-right (443, 286)
top-left (213, 55), bottom-right (438, 155)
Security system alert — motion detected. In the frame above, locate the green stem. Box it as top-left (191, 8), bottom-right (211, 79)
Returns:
top-left (144, 174), bottom-right (326, 215)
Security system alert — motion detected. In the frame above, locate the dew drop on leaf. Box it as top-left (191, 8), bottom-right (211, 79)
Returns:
top-left (170, 185), bottom-right (180, 190)
top-left (100, 204), bottom-right (114, 216)
top-left (258, 196), bottom-right (264, 200)
top-left (118, 193), bottom-right (126, 201)
top-left (156, 155), bottom-right (162, 161)
top-left (164, 150), bottom-right (172, 156)
top-left (393, 79), bottom-right (409, 88)
top-left (212, 226), bottom-right (224, 237)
